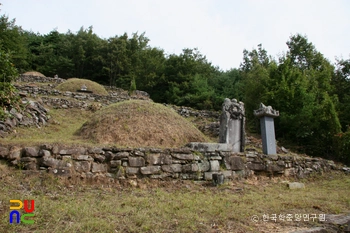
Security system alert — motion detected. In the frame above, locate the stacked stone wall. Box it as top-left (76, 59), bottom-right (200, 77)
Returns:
top-left (0, 145), bottom-right (344, 181)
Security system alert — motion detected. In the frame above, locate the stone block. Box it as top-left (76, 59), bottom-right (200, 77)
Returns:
top-left (247, 162), bottom-right (265, 171)
top-left (210, 160), bottom-right (220, 172)
top-left (224, 156), bottom-right (245, 170)
top-left (74, 161), bottom-right (91, 173)
top-left (39, 149), bottom-right (51, 157)
top-left (24, 147), bottom-right (39, 157)
top-left (133, 151), bottom-right (144, 156)
top-left (182, 164), bottom-right (199, 173)
top-left (222, 170), bottom-right (233, 179)
top-left (126, 167), bottom-right (140, 175)
top-left (110, 160), bottom-right (122, 168)
top-left (24, 163), bottom-right (37, 170)
top-left (41, 157), bottom-right (60, 168)
top-left (8, 148), bottom-right (21, 160)
top-left (113, 152), bottom-right (130, 160)
top-left (161, 164), bottom-right (182, 173)
top-left (20, 157), bottom-right (37, 163)
top-left (172, 153), bottom-right (194, 160)
top-left (60, 147), bottom-right (86, 155)
top-left (0, 147), bottom-right (9, 158)
top-left (266, 154), bottom-right (279, 161)
top-left (91, 163), bottom-right (107, 173)
top-left (198, 160), bottom-right (210, 172)
top-left (266, 164), bottom-right (284, 172)
top-left (140, 166), bottom-right (161, 175)
top-left (204, 172), bottom-right (219, 180)
top-left (288, 182), bottom-right (305, 189)
top-left (93, 154), bottom-right (105, 163)
top-left (148, 153), bottom-right (172, 165)
top-left (88, 147), bottom-right (105, 154)
top-left (128, 157), bottom-right (145, 167)
top-left (73, 155), bottom-right (94, 161)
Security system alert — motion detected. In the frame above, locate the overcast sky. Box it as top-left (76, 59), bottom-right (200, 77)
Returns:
top-left (1, 0), bottom-right (350, 71)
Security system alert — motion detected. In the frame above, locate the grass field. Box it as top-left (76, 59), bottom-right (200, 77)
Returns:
top-left (0, 162), bottom-right (349, 233)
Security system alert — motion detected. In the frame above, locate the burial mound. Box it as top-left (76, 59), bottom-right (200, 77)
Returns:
top-left (22, 71), bottom-right (46, 77)
top-left (55, 78), bottom-right (108, 96)
top-left (77, 100), bottom-right (208, 147)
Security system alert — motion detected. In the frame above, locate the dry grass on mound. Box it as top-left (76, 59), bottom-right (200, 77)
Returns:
top-left (22, 71), bottom-right (46, 77)
top-left (55, 78), bottom-right (108, 96)
top-left (77, 100), bottom-right (208, 147)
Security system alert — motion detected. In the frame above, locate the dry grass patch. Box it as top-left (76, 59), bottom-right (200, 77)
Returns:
top-left (55, 78), bottom-right (108, 96)
top-left (0, 168), bottom-right (349, 233)
top-left (22, 71), bottom-right (46, 77)
top-left (77, 100), bottom-right (209, 147)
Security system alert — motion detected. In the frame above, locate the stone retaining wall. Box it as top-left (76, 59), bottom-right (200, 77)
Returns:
top-left (0, 145), bottom-right (343, 181)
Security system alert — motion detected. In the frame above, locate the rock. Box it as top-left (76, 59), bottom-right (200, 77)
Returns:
top-left (161, 164), bottom-right (182, 173)
top-left (74, 161), bottom-right (91, 173)
top-left (288, 182), bottom-right (305, 189)
top-left (289, 227), bottom-right (329, 233)
top-left (247, 162), bottom-right (265, 171)
top-left (91, 163), bottom-right (107, 173)
top-left (41, 157), bottom-right (60, 168)
top-left (128, 157), bottom-right (145, 167)
top-left (266, 154), bottom-right (279, 161)
top-left (198, 160), bottom-right (210, 172)
top-left (113, 152), bottom-right (129, 160)
top-left (73, 155), bottom-right (94, 161)
top-left (182, 164), bottom-right (199, 173)
top-left (24, 147), bottom-right (39, 157)
top-left (172, 153), bottom-right (194, 160)
top-left (140, 166), bottom-right (161, 175)
top-left (147, 153), bottom-right (172, 165)
top-left (210, 160), bottom-right (220, 172)
top-left (281, 146), bottom-right (289, 153)
top-left (110, 160), bottom-right (122, 168)
top-left (224, 156), bottom-right (245, 170)
top-left (88, 147), bottom-right (105, 154)
top-left (39, 149), bottom-right (51, 157)
top-left (93, 154), bottom-right (105, 163)
top-left (20, 157), bottom-right (36, 163)
top-left (60, 147), bottom-right (86, 155)
top-left (0, 147), bottom-right (9, 158)
top-left (126, 167), bottom-right (140, 175)
top-left (8, 147), bottom-right (21, 160)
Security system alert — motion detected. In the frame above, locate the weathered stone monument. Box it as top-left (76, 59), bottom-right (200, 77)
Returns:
top-left (254, 103), bottom-right (279, 155)
top-left (219, 98), bottom-right (245, 152)
top-left (187, 98), bottom-right (245, 152)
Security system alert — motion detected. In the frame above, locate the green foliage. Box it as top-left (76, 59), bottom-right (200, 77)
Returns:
top-left (0, 14), bottom-right (349, 162)
top-left (0, 48), bottom-right (19, 119)
top-left (240, 35), bottom-right (341, 159)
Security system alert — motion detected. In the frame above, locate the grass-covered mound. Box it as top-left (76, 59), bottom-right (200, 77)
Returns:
top-left (22, 71), bottom-right (46, 77)
top-left (55, 78), bottom-right (108, 96)
top-left (77, 100), bottom-right (208, 147)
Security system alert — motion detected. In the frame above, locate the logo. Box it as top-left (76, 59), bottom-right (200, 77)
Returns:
top-left (9, 200), bottom-right (35, 224)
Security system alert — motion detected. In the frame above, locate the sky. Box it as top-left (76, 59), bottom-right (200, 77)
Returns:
top-left (1, 0), bottom-right (350, 71)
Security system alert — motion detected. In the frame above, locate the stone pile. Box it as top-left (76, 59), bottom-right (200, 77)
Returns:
top-left (0, 144), bottom-right (346, 181)
top-left (0, 100), bottom-right (50, 137)
top-left (17, 74), bottom-right (66, 84)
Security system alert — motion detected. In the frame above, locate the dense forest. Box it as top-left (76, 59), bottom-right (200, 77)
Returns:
top-left (0, 14), bottom-right (349, 164)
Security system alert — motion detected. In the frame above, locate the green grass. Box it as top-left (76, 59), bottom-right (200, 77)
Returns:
top-left (1, 108), bottom-right (94, 147)
top-left (0, 163), bottom-right (349, 233)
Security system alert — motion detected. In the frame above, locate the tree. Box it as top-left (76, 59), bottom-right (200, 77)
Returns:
top-left (0, 48), bottom-right (19, 119)
top-left (0, 14), bottom-right (29, 72)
